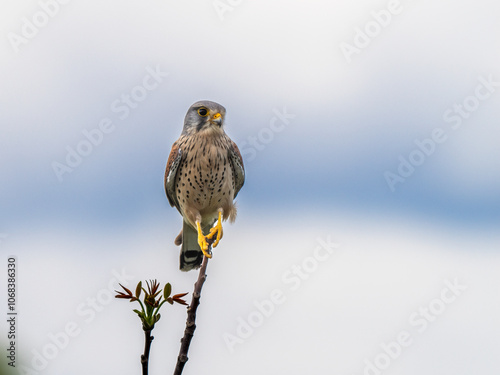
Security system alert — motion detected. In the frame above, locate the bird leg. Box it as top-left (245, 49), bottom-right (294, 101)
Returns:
top-left (206, 210), bottom-right (223, 248)
top-left (196, 221), bottom-right (212, 258)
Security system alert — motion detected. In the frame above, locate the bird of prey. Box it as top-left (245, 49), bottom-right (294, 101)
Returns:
top-left (164, 101), bottom-right (245, 271)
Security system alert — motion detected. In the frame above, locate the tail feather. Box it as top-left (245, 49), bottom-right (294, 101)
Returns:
top-left (179, 221), bottom-right (211, 271)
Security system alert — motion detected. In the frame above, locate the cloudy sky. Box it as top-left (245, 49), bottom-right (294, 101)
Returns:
top-left (1, 0), bottom-right (499, 374)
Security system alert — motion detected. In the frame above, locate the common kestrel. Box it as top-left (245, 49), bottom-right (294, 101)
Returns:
top-left (165, 101), bottom-right (245, 271)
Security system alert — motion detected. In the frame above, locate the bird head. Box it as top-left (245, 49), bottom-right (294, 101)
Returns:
top-left (182, 100), bottom-right (226, 135)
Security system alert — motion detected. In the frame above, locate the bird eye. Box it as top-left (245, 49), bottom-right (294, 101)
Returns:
top-left (197, 107), bottom-right (209, 117)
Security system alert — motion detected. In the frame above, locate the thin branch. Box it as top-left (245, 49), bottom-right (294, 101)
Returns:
top-left (173, 253), bottom-right (210, 375)
top-left (141, 329), bottom-right (154, 375)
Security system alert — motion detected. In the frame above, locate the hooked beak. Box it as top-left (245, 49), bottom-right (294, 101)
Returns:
top-left (211, 112), bottom-right (222, 126)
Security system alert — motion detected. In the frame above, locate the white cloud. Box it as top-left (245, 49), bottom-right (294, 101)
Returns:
top-left (3, 213), bottom-right (499, 374)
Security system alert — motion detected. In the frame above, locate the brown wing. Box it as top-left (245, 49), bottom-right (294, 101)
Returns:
top-left (164, 142), bottom-right (182, 210)
top-left (228, 140), bottom-right (245, 198)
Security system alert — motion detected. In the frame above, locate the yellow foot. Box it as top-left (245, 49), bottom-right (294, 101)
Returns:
top-left (196, 221), bottom-right (212, 258)
top-left (207, 211), bottom-right (223, 248)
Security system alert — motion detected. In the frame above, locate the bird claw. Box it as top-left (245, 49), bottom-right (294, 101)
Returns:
top-left (206, 211), bottom-right (223, 248)
top-left (195, 211), bottom-right (223, 259)
top-left (196, 221), bottom-right (212, 258)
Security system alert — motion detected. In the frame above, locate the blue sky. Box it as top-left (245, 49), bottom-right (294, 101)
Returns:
top-left (1, 0), bottom-right (500, 233)
top-left (1, 1), bottom-right (499, 374)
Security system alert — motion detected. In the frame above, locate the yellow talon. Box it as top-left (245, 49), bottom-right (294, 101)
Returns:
top-left (196, 221), bottom-right (212, 258)
top-left (207, 211), bottom-right (223, 248)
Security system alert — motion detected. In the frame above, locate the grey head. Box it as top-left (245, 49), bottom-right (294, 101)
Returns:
top-left (182, 100), bottom-right (227, 135)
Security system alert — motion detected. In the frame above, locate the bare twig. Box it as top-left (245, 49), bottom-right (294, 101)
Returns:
top-left (141, 329), bottom-right (154, 375)
top-left (173, 253), bottom-right (210, 375)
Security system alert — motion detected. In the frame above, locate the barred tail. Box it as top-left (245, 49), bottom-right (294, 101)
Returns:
top-left (179, 221), bottom-right (211, 271)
